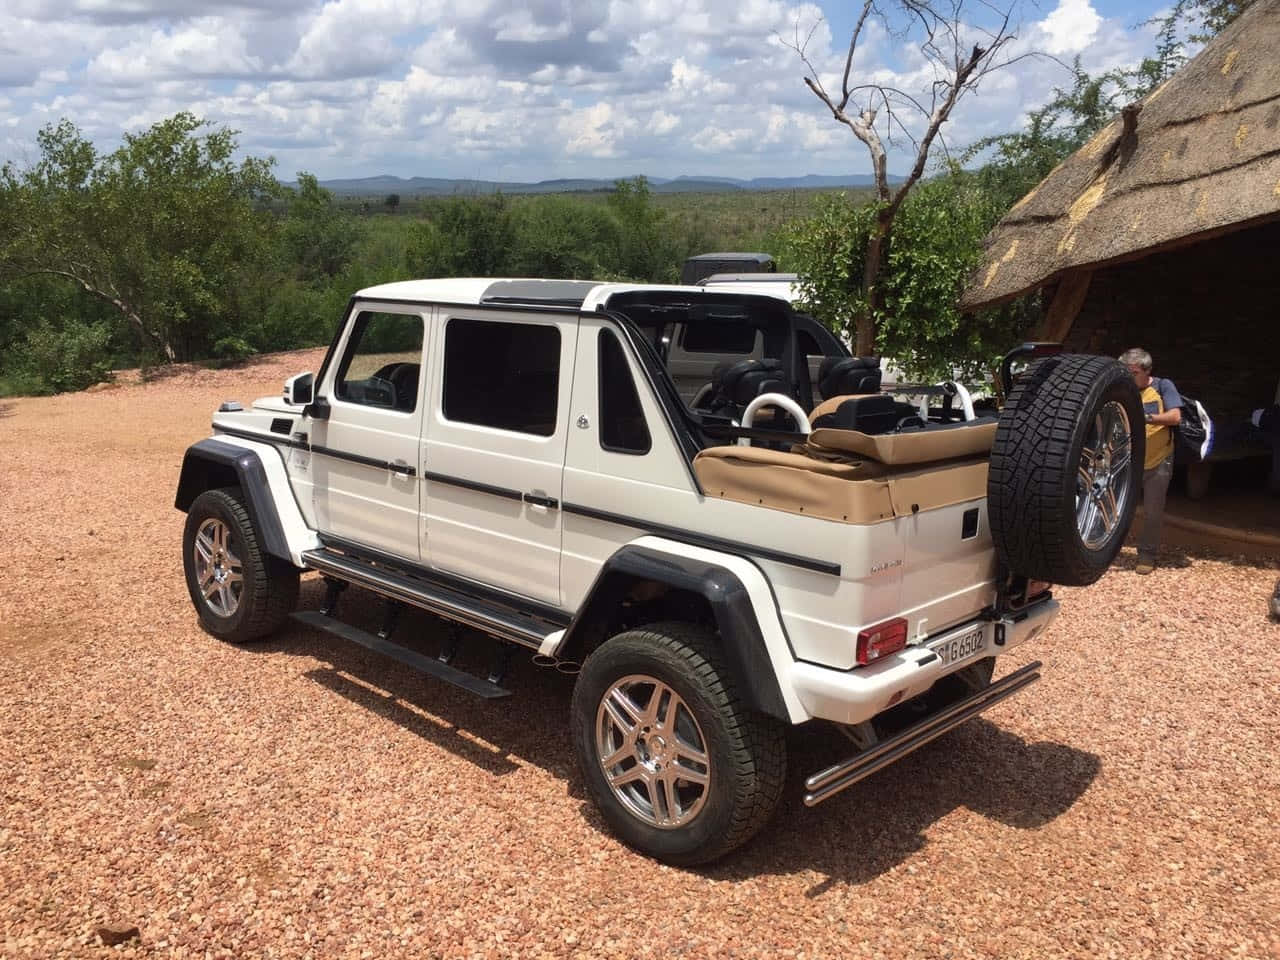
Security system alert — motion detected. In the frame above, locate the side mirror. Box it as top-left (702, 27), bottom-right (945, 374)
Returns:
top-left (284, 372), bottom-right (314, 405)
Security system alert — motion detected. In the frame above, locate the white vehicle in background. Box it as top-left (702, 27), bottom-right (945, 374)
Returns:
top-left (175, 277), bottom-right (1144, 865)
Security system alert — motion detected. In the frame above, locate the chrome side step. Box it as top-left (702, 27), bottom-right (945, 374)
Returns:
top-left (292, 611), bottom-right (512, 699)
top-left (803, 661), bottom-right (1043, 807)
top-left (301, 548), bottom-right (549, 651)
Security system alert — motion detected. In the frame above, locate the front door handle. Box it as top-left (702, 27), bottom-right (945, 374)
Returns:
top-left (390, 459), bottom-right (417, 477)
top-left (523, 493), bottom-right (559, 510)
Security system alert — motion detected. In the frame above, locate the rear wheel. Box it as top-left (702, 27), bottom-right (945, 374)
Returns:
top-left (571, 622), bottom-right (786, 866)
top-left (182, 487), bottom-right (299, 643)
top-left (989, 355), bottom-right (1145, 586)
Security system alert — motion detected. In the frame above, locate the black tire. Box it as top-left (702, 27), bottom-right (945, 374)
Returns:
top-left (571, 622), bottom-right (786, 866)
top-left (182, 487), bottom-right (299, 643)
top-left (989, 354), bottom-right (1145, 586)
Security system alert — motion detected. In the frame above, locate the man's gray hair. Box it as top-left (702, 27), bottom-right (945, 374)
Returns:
top-left (1119, 348), bottom-right (1152, 372)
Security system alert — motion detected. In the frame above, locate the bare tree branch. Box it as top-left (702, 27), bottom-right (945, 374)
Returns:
top-left (790, 0), bottom-right (1030, 354)
top-left (840, 1), bottom-right (876, 111)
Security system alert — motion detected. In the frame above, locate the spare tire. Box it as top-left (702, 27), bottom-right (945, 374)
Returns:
top-left (988, 354), bottom-right (1145, 586)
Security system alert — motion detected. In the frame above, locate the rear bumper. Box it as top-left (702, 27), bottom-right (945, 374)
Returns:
top-left (789, 598), bottom-right (1059, 726)
top-left (803, 660), bottom-right (1043, 806)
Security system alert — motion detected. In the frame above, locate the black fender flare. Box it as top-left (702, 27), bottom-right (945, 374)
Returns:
top-left (560, 544), bottom-right (789, 721)
top-left (174, 438), bottom-right (292, 562)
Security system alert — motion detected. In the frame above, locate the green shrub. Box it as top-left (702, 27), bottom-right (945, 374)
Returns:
top-left (17, 319), bottom-right (114, 394)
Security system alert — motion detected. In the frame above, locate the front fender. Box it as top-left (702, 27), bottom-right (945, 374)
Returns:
top-left (175, 437), bottom-right (318, 566)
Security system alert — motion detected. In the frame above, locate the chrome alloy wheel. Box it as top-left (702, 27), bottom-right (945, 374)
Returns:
top-left (1075, 400), bottom-right (1134, 549)
top-left (193, 517), bottom-right (244, 617)
top-left (595, 675), bottom-right (711, 829)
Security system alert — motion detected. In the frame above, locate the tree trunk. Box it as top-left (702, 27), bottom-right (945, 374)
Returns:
top-left (24, 268), bottom-right (176, 361)
top-left (852, 211), bottom-right (893, 358)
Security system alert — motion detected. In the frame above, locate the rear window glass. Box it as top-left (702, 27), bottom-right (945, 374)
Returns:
top-left (598, 330), bottom-right (651, 455)
top-left (681, 323), bottom-right (757, 354)
top-left (442, 318), bottom-right (560, 436)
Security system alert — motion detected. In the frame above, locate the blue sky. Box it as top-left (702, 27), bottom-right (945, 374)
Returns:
top-left (0, 0), bottom-right (1175, 181)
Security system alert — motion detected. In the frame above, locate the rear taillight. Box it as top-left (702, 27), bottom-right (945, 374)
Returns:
top-left (856, 618), bottom-right (908, 666)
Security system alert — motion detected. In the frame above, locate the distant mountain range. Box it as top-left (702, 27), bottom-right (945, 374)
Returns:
top-left (286, 173), bottom-right (898, 196)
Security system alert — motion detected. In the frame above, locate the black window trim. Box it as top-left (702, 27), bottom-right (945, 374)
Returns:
top-left (598, 309), bottom-right (705, 492)
top-left (597, 327), bottom-right (652, 457)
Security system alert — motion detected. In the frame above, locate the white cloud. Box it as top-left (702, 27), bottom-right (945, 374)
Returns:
top-left (0, 0), bottom-right (1170, 180)
top-left (648, 109), bottom-right (679, 135)
top-left (1040, 0), bottom-right (1103, 56)
top-left (87, 19), bottom-right (264, 84)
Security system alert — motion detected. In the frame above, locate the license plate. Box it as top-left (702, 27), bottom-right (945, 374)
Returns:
top-left (929, 626), bottom-right (988, 667)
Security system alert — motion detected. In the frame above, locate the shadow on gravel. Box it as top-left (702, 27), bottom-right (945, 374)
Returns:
top-left (1110, 546), bottom-right (1195, 571)
top-left (255, 578), bottom-right (1099, 888)
top-left (250, 578), bottom-right (586, 789)
top-left (708, 718), bottom-right (1101, 892)
top-left (0, 402), bottom-right (14, 418)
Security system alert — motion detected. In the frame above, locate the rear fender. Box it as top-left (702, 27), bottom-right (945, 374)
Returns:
top-left (554, 537), bottom-right (804, 722)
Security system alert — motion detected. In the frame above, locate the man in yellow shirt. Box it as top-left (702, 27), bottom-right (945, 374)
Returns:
top-left (1120, 348), bottom-right (1182, 575)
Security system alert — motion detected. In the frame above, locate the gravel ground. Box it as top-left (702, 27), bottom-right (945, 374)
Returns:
top-left (1, 351), bottom-right (1278, 960)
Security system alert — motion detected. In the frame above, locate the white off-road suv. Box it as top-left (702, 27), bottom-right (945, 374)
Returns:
top-left (176, 278), bottom-right (1145, 865)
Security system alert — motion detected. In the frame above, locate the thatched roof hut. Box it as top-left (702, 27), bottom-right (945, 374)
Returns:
top-left (962, 0), bottom-right (1280, 313)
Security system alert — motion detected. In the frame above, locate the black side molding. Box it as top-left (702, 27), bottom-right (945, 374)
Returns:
top-left (559, 544), bottom-right (790, 721)
top-left (562, 502), bottom-right (840, 576)
top-left (175, 439), bottom-right (292, 561)
top-left (213, 424), bottom-right (416, 478)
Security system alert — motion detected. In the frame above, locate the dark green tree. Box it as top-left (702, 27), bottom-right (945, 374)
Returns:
top-left (0, 112), bottom-right (279, 362)
top-left (406, 194), bottom-right (514, 277)
top-left (779, 169), bottom-right (1033, 382)
top-left (606, 177), bottom-right (679, 282)
top-left (282, 173), bottom-right (362, 282)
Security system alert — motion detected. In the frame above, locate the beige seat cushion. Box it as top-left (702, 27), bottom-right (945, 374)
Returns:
top-left (693, 445), bottom-right (987, 524)
top-left (807, 420), bottom-right (997, 465)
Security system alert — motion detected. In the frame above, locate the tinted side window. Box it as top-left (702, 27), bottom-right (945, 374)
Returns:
top-left (681, 322), bottom-right (757, 354)
top-left (335, 311), bottom-right (424, 412)
top-left (443, 318), bottom-right (560, 436)
top-left (599, 329), bottom-right (651, 455)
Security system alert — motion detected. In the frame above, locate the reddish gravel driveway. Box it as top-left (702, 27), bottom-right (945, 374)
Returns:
top-left (1, 351), bottom-right (1278, 959)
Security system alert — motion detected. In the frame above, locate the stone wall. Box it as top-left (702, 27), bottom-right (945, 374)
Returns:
top-left (1065, 218), bottom-right (1280, 420)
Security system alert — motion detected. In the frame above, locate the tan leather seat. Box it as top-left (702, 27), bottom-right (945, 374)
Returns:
top-left (693, 445), bottom-right (987, 524)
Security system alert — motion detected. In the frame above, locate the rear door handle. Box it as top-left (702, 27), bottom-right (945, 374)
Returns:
top-left (523, 493), bottom-right (559, 510)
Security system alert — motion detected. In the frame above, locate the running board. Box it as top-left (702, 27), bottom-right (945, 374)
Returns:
top-left (803, 661), bottom-right (1042, 807)
top-left (301, 548), bottom-right (549, 650)
top-left (291, 611), bottom-right (512, 699)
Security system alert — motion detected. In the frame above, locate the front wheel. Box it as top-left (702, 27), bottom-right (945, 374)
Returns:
top-left (182, 487), bottom-right (299, 643)
top-left (571, 623), bottom-right (786, 866)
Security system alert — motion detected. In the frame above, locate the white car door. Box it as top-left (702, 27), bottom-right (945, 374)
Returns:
top-left (309, 303), bottom-right (431, 561)
top-left (422, 308), bottom-right (578, 607)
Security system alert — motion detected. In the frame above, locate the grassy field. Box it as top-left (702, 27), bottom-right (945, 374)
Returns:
top-left (336, 187), bottom-right (875, 267)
